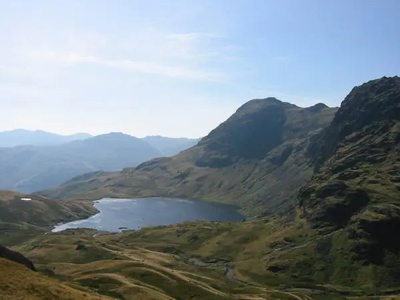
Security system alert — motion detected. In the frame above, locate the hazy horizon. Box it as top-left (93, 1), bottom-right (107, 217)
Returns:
top-left (0, 128), bottom-right (202, 140)
top-left (1, 0), bottom-right (399, 137)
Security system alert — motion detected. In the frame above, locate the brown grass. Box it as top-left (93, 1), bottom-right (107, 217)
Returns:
top-left (0, 258), bottom-right (112, 300)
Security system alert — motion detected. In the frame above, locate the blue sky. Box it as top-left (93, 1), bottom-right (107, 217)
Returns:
top-left (0, 0), bottom-right (399, 138)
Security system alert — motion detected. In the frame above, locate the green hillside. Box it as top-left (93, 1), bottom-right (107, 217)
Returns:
top-left (0, 190), bottom-right (97, 246)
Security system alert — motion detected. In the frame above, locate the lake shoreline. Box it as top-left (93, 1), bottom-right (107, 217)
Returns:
top-left (53, 197), bottom-right (244, 233)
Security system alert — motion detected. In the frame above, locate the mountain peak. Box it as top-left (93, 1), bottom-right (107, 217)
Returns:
top-left (235, 97), bottom-right (286, 115)
top-left (306, 103), bottom-right (329, 113)
top-left (94, 132), bottom-right (135, 139)
top-left (195, 97), bottom-right (336, 165)
top-left (314, 76), bottom-right (400, 167)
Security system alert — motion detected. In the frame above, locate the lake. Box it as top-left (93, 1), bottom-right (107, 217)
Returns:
top-left (52, 197), bottom-right (244, 232)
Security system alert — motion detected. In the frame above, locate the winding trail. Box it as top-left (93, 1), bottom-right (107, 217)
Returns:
top-left (98, 244), bottom-right (228, 298)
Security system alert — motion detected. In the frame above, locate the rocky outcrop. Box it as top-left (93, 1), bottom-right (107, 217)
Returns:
top-left (348, 204), bottom-right (400, 265)
top-left (0, 244), bottom-right (36, 271)
top-left (299, 180), bottom-right (370, 228)
top-left (258, 77), bottom-right (400, 290)
top-left (295, 77), bottom-right (400, 288)
top-left (312, 76), bottom-right (400, 171)
top-left (299, 76), bottom-right (400, 229)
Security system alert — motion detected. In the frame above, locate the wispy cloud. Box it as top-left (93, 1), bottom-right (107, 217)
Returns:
top-left (4, 29), bottom-right (236, 83)
top-left (27, 50), bottom-right (228, 82)
top-left (100, 58), bottom-right (227, 82)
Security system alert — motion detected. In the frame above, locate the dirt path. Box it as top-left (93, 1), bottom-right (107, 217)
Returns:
top-left (94, 272), bottom-right (175, 300)
top-left (99, 244), bottom-right (228, 298)
top-left (97, 244), bottom-right (335, 300)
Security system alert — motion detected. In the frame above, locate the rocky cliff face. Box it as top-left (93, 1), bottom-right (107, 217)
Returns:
top-left (297, 76), bottom-right (400, 285)
top-left (313, 76), bottom-right (400, 170)
top-left (300, 76), bottom-right (400, 228)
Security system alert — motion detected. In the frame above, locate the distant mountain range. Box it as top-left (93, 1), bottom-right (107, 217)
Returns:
top-left (0, 131), bottom-right (199, 193)
top-left (0, 129), bottom-right (199, 155)
top-left (40, 99), bottom-right (338, 214)
top-left (0, 129), bottom-right (92, 147)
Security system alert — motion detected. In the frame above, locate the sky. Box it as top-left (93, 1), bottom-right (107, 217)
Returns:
top-left (0, 0), bottom-right (399, 138)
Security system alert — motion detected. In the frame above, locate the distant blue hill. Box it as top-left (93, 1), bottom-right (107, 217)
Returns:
top-left (0, 130), bottom-right (199, 193)
top-left (0, 129), bottom-right (92, 147)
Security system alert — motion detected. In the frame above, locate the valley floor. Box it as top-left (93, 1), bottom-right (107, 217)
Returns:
top-left (7, 220), bottom-right (400, 300)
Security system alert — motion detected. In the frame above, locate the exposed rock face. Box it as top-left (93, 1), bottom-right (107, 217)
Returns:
top-left (259, 77), bottom-right (400, 290)
top-left (348, 204), bottom-right (400, 265)
top-left (300, 76), bottom-right (400, 229)
top-left (299, 180), bottom-right (370, 228)
top-left (0, 244), bottom-right (36, 271)
top-left (313, 76), bottom-right (400, 171)
top-left (298, 77), bottom-right (400, 277)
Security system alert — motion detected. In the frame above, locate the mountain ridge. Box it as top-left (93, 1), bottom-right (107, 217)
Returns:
top-left (264, 76), bottom-right (400, 289)
top-left (0, 133), bottom-right (163, 193)
top-left (0, 129), bottom-right (200, 151)
top-left (39, 98), bottom-right (338, 216)
top-left (0, 129), bottom-right (92, 147)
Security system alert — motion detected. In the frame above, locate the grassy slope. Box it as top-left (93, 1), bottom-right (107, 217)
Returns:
top-left (0, 190), bottom-right (97, 246)
top-left (0, 258), bottom-right (113, 300)
top-left (13, 225), bottom-right (400, 300)
top-left (40, 100), bottom-right (337, 216)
